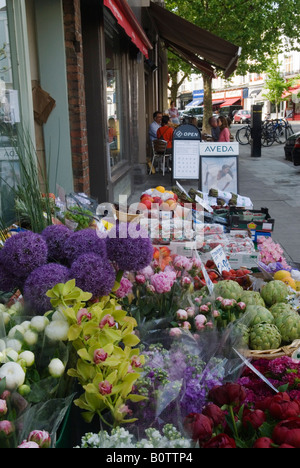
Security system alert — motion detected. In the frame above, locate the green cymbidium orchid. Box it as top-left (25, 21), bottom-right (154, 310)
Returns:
top-left (46, 281), bottom-right (146, 427)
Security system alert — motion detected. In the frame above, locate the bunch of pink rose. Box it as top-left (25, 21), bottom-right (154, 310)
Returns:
top-left (118, 254), bottom-right (204, 324)
top-left (170, 296), bottom-right (247, 336)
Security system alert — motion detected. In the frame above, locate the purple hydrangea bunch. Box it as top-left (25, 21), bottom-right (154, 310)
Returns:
top-left (0, 231), bottom-right (48, 282)
top-left (41, 224), bottom-right (73, 262)
top-left (105, 223), bottom-right (153, 271)
top-left (64, 228), bottom-right (107, 264)
top-left (70, 253), bottom-right (116, 298)
top-left (23, 263), bottom-right (70, 314)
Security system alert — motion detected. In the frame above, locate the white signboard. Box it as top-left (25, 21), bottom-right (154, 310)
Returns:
top-left (173, 140), bottom-right (200, 180)
top-left (200, 142), bottom-right (239, 156)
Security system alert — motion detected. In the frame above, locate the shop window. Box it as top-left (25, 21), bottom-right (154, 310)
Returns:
top-left (105, 14), bottom-right (126, 169)
top-left (0, 0), bottom-right (20, 225)
top-left (285, 56), bottom-right (293, 75)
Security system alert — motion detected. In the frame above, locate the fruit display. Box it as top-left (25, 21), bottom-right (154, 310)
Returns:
top-left (260, 280), bottom-right (290, 306)
top-left (64, 206), bottom-right (94, 231)
top-left (139, 186), bottom-right (178, 211)
top-left (273, 269), bottom-right (300, 291)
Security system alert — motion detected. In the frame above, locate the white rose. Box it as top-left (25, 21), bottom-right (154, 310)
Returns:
top-left (30, 316), bottom-right (50, 333)
top-left (48, 358), bottom-right (65, 378)
top-left (0, 362), bottom-right (26, 390)
top-left (19, 351), bottom-right (35, 367)
top-left (45, 320), bottom-right (69, 342)
top-left (23, 330), bottom-right (38, 346)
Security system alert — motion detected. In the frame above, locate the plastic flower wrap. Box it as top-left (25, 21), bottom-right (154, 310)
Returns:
top-left (76, 424), bottom-right (193, 449)
top-left (0, 301), bottom-right (74, 447)
top-left (46, 280), bottom-right (146, 427)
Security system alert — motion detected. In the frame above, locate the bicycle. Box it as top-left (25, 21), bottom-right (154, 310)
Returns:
top-left (236, 124), bottom-right (251, 145)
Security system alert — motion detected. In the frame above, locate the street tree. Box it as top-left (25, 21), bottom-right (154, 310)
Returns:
top-left (164, 0), bottom-right (300, 132)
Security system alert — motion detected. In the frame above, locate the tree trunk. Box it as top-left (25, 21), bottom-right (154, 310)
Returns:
top-left (168, 72), bottom-right (190, 107)
top-left (202, 74), bottom-right (213, 135)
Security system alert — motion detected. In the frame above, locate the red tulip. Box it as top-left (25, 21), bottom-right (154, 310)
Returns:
top-left (202, 403), bottom-right (225, 427)
top-left (202, 433), bottom-right (236, 448)
top-left (253, 437), bottom-right (274, 448)
top-left (184, 413), bottom-right (213, 442)
top-left (242, 409), bottom-right (266, 430)
top-left (279, 444), bottom-right (295, 448)
top-left (208, 383), bottom-right (246, 407)
top-left (273, 418), bottom-right (300, 448)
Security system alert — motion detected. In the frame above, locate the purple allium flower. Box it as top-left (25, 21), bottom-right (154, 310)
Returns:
top-left (23, 263), bottom-right (70, 314)
top-left (41, 224), bottom-right (72, 262)
top-left (70, 253), bottom-right (116, 298)
top-left (64, 229), bottom-right (107, 264)
top-left (1, 231), bottom-right (48, 281)
top-left (105, 223), bottom-right (153, 272)
top-left (0, 257), bottom-right (18, 292)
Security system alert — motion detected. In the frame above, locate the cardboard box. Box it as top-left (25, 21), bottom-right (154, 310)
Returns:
top-left (229, 207), bottom-right (275, 232)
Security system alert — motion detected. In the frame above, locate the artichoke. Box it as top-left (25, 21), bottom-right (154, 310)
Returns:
top-left (231, 322), bottom-right (250, 347)
top-left (239, 290), bottom-right (266, 307)
top-left (249, 323), bottom-right (282, 350)
top-left (270, 303), bottom-right (296, 319)
top-left (246, 305), bottom-right (274, 326)
top-left (260, 280), bottom-right (289, 306)
top-left (214, 280), bottom-right (243, 301)
top-left (274, 311), bottom-right (300, 344)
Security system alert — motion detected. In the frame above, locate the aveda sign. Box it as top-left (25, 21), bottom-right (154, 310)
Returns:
top-left (200, 142), bottom-right (239, 156)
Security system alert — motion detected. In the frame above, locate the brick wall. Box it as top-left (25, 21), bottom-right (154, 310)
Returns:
top-left (62, 0), bottom-right (90, 195)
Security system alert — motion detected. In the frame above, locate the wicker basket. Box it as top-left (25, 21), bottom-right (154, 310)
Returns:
top-left (245, 339), bottom-right (300, 360)
top-left (113, 208), bottom-right (143, 223)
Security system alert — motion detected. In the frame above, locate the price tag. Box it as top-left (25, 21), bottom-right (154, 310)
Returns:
top-left (194, 250), bottom-right (214, 295)
top-left (211, 245), bottom-right (231, 274)
top-left (195, 195), bottom-right (213, 213)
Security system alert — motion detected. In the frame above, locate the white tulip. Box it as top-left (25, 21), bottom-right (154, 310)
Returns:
top-left (45, 320), bottom-right (69, 342)
top-left (0, 362), bottom-right (26, 391)
top-left (21, 321), bottom-right (31, 332)
top-left (30, 316), bottom-right (49, 333)
top-left (6, 339), bottom-right (22, 352)
top-left (4, 348), bottom-right (19, 362)
top-left (23, 330), bottom-right (38, 346)
top-left (8, 325), bottom-right (25, 338)
top-left (0, 312), bottom-right (10, 325)
top-left (19, 351), bottom-right (35, 367)
top-left (48, 358), bottom-right (65, 378)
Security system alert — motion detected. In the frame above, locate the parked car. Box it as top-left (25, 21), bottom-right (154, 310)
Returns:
top-left (233, 109), bottom-right (252, 124)
top-left (293, 134), bottom-right (300, 166)
top-left (219, 105), bottom-right (243, 121)
top-left (284, 131), bottom-right (300, 162)
top-left (180, 106), bottom-right (204, 127)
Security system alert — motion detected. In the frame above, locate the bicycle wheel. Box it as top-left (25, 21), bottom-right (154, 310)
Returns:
top-left (285, 123), bottom-right (294, 138)
top-left (274, 125), bottom-right (286, 144)
top-left (261, 128), bottom-right (275, 147)
top-left (236, 126), bottom-right (251, 145)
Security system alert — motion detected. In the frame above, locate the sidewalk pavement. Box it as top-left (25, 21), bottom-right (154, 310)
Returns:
top-left (131, 123), bottom-right (300, 265)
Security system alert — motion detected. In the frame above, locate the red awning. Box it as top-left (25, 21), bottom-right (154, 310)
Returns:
top-left (104, 0), bottom-right (152, 58)
top-left (220, 97), bottom-right (241, 107)
top-left (212, 99), bottom-right (226, 105)
top-left (282, 84), bottom-right (300, 99)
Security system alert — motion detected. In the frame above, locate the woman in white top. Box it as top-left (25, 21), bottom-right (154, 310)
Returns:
top-left (168, 101), bottom-right (180, 124)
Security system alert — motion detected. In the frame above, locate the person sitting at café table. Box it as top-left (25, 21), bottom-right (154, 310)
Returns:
top-left (149, 111), bottom-right (162, 142)
top-left (157, 115), bottom-right (174, 153)
top-left (208, 116), bottom-right (221, 142)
